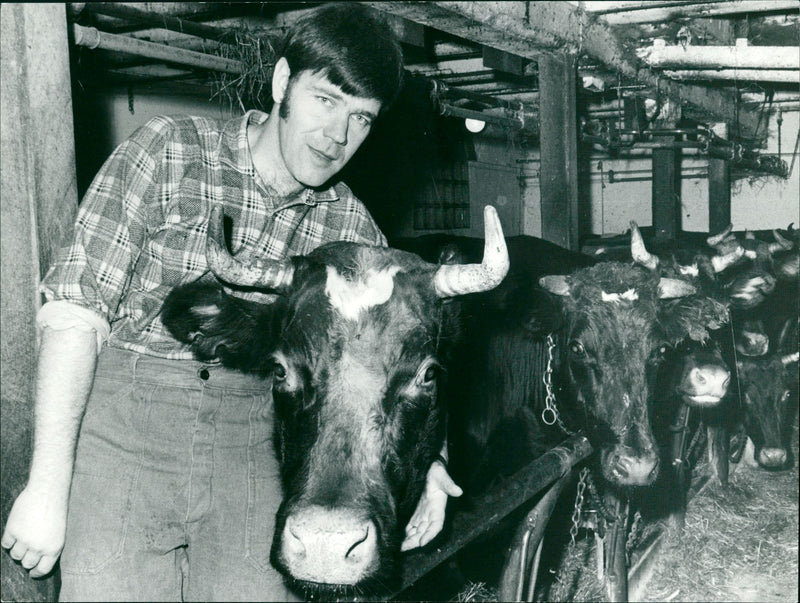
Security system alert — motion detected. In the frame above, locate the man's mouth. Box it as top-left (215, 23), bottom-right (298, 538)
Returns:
top-left (310, 147), bottom-right (337, 163)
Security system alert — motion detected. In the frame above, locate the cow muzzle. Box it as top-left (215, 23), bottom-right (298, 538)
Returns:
top-left (679, 363), bottom-right (731, 407)
top-left (757, 447), bottom-right (788, 469)
top-left (603, 446), bottom-right (660, 486)
top-left (280, 506), bottom-right (379, 585)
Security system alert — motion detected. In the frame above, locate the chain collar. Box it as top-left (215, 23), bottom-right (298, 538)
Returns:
top-left (542, 334), bottom-right (575, 435)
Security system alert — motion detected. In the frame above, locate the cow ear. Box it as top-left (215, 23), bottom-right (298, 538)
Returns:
top-left (539, 275), bottom-right (570, 296)
top-left (161, 282), bottom-right (226, 350)
top-left (437, 242), bottom-right (464, 266)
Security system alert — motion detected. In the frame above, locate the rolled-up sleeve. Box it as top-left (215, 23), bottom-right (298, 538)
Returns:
top-left (40, 123), bottom-right (161, 322)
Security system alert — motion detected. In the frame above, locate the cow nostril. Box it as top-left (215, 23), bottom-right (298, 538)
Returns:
top-left (692, 368), bottom-right (707, 385)
top-left (285, 526), bottom-right (307, 559)
top-left (345, 527), bottom-right (369, 560)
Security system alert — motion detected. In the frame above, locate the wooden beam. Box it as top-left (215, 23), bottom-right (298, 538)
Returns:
top-left (708, 123), bottom-right (732, 233)
top-left (365, 1), bottom-right (763, 138)
top-left (652, 141), bottom-right (681, 241)
top-left (539, 54), bottom-right (579, 251)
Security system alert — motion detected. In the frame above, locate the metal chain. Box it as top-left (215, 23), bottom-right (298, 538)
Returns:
top-left (584, 471), bottom-right (615, 523)
top-left (569, 467), bottom-right (590, 547)
top-left (542, 334), bottom-right (573, 434)
top-left (626, 510), bottom-right (642, 559)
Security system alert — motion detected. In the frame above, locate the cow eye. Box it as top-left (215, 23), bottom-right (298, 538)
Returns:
top-left (415, 361), bottom-right (440, 386)
top-left (272, 361), bottom-right (287, 381)
top-left (568, 340), bottom-right (585, 357)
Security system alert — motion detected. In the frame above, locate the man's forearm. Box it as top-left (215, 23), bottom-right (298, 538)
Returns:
top-left (27, 327), bottom-right (98, 494)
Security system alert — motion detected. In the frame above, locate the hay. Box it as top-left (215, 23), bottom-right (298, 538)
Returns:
top-left (642, 414), bottom-right (799, 602)
top-left (539, 413), bottom-right (799, 602)
top-left (210, 28), bottom-right (278, 114)
top-left (454, 581), bottom-right (498, 602)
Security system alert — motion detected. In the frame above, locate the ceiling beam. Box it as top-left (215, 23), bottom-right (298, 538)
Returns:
top-left (364, 1), bottom-right (763, 138)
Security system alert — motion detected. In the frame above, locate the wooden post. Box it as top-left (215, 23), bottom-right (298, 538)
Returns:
top-left (538, 53), bottom-right (579, 251)
top-left (708, 122), bottom-right (732, 233)
top-left (651, 140), bottom-right (681, 241)
top-left (1, 4), bottom-right (78, 600)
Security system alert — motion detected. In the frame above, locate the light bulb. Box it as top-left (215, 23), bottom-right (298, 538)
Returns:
top-left (464, 118), bottom-right (486, 133)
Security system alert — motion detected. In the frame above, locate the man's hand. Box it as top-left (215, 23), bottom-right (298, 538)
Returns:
top-left (1, 484), bottom-right (68, 578)
top-left (401, 459), bottom-right (462, 552)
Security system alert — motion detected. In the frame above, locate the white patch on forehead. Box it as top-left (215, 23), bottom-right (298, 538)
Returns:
top-left (678, 263), bottom-right (699, 277)
top-left (601, 288), bottom-right (639, 303)
top-left (325, 265), bottom-right (401, 321)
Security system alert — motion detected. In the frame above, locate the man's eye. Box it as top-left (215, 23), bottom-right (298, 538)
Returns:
top-left (317, 96), bottom-right (333, 106)
top-left (353, 114), bottom-right (371, 127)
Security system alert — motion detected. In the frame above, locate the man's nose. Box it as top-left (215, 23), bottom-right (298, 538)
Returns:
top-left (324, 112), bottom-right (349, 145)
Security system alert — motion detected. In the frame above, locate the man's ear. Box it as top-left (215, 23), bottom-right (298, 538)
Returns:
top-left (272, 57), bottom-right (291, 105)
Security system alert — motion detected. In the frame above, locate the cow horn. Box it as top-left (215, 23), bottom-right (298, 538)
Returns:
top-left (433, 206), bottom-right (509, 298)
top-left (205, 205), bottom-right (294, 289)
top-left (781, 352), bottom-right (799, 366)
top-left (658, 278), bottom-right (696, 299)
top-left (768, 229), bottom-right (793, 254)
top-left (711, 246), bottom-right (745, 273)
top-left (630, 221), bottom-right (659, 271)
top-left (707, 224), bottom-right (733, 247)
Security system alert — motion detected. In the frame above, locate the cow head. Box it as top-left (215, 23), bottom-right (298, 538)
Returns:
top-left (737, 316), bottom-right (799, 470)
top-left (161, 206), bottom-right (508, 597)
top-left (539, 238), bottom-right (729, 489)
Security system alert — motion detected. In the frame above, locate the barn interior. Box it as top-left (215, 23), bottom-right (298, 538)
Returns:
top-left (1, 2), bottom-right (799, 602)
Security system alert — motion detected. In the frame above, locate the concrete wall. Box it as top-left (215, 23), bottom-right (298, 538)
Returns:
top-left (520, 110), bottom-right (800, 238)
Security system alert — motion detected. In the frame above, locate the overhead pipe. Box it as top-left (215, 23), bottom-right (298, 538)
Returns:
top-left (598, 1), bottom-right (799, 24)
top-left (71, 24), bottom-right (243, 75)
top-left (438, 102), bottom-right (539, 133)
top-left (665, 69), bottom-right (800, 83)
top-left (638, 39), bottom-right (800, 70)
top-left (78, 3), bottom-right (229, 41)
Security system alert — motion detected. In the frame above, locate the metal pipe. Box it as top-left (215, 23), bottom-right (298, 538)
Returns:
top-left (600, 1), bottom-right (798, 24)
top-left (439, 102), bottom-right (532, 130)
top-left (664, 69), bottom-right (800, 83)
top-left (639, 40), bottom-right (800, 70)
top-left (71, 24), bottom-right (243, 75)
top-left (80, 2), bottom-right (229, 41)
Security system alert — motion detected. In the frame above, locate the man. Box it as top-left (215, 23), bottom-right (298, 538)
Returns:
top-left (1, 4), bottom-right (460, 600)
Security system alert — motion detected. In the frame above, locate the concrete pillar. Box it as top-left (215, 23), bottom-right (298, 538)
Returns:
top-left (1, 4), bottom-right (78, 600)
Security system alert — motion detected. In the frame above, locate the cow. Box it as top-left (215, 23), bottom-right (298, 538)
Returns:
top-left (160, 205), bottom-right (509, 598)
top-left (624, 224), bottom-right (799, 478)
top-left (700, 225), bottom-right (799, 471)
top-left (392, 229), bottom-right (729, 597)
top-left (736, 316), bottom-right (799, 470)
top-left (414, 231), bottom-right (730, 495)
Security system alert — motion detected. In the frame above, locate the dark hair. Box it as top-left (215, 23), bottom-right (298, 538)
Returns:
top-left (279, 3), bottom-right (404, 111)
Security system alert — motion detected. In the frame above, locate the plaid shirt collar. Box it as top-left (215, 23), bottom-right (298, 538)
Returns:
top-left (219, 109), bottom-right (340, 206)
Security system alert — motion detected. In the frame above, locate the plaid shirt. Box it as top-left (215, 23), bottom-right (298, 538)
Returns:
top-left (41, 110), bottom-right (387, 359)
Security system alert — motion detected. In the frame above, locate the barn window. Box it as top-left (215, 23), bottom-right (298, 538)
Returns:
top-left (414, 161), bottom-right (471, 230)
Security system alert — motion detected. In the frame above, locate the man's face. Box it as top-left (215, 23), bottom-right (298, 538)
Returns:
top-left (277, 68), bottom-right (382, 189)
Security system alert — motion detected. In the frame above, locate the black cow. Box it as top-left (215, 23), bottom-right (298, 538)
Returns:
top-left (414, 236), bottom-right (729, 495)
top-left (393, 230), bottom-right (728, 598)
top-left (703, 226), bottom-right (799, 471)
top-left (736, 316), bottom-right (799, 469)
top-left (161, 205), bottom-right (509, 598)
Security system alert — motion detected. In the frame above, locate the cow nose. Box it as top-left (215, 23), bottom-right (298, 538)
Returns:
top-left (281, 506), bottom-right (378, 585)
top-left (757, 447), bottom-right (788, 468)
top-left (683, 365), bottom-right (731, 406)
